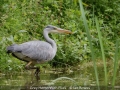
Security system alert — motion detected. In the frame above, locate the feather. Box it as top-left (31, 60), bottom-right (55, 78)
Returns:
top-left (7, 41), bottom-right (56, 63)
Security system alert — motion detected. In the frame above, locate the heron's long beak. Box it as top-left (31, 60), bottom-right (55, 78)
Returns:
top-left (56, 28), bottom-right (72, 34)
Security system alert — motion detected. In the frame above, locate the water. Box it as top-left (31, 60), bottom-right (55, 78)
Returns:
top-left (0, 68), bottom-right (120, 90)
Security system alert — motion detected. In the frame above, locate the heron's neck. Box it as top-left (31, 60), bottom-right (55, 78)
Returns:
top-left (43, 30), bottom-right (57, 52)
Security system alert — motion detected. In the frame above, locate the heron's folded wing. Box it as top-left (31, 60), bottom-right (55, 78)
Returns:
top-left (17, 41), bottom-right (54, 61)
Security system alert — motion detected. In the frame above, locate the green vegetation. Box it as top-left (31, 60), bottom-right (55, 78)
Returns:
top-left (79, 0), bottom-right (100, 88)
top-left (0, 0), bottom-right (120, 87)
top-left (95, 17), bottom-right (106, 87)
top-left (112, 39), bottom-right (119, 88)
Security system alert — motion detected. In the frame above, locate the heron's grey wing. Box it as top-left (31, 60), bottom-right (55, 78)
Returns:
top-left (12, 41), bottom-right (55, 62)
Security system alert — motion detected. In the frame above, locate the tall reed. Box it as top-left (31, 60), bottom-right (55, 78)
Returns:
top-left (112, 39), bottom-right (119, 89)
top-left (95, 17), bottom-right (108, 86)
top-left (79, 0), bottom-right (100, 89)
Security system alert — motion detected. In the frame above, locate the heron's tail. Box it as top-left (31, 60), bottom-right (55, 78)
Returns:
top-left (6, 44), bottom-right (16, 53)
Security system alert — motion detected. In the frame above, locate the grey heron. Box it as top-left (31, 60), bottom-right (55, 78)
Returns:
top-left (7, 25), bottom-right (72, 76)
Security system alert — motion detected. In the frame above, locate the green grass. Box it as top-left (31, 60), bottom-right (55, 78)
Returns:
top-left (95, 17), bottom-right (107, 86)
top-left (112, 39), bottom-right (119, 89)
top-left (79, 0), bottom-right (100, 89)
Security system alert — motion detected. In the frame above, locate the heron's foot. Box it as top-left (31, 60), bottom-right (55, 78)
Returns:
top-left (34, 67), bottom-right (40, 76)
top-left (25, 66), bottom-right (30, 70)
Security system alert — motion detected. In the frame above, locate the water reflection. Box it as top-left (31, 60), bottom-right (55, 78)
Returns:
top-left (0, 68), bottom-right (120, 90)
top-left (21, 76), bottom-right (55, 90)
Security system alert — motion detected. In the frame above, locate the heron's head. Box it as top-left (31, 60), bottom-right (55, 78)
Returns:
top-left (44, 25), bottom-right (72, 34)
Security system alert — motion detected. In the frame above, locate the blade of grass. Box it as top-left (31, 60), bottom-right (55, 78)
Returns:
top-left (95, 17), bottom-right (108, 86)
top-left (79, 0), bottom-right (100, 89)
top-left (112, 39), bottom-right (119, 89)
top-left (92, 5), bottom-right (95, 27)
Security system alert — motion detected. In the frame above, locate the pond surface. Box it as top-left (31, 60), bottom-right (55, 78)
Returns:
top-left (0, 67), bottom-right (120, 90)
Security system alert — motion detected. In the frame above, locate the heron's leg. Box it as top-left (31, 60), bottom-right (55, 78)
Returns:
top-left (34, 67), bottom-right (40, 76)
top-left (25, 61), bottom-right (33, 70)
top-left (25, 61), bottom-right (40, 75)
top-left (29, 66), bottom-right (40, 76)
